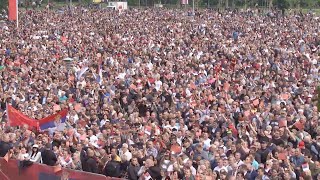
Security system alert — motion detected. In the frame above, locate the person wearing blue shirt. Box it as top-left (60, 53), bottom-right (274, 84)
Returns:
top-left (290, 148), bottom-right (304, 167)
top-left (233, 31), bottom-right (239, 42)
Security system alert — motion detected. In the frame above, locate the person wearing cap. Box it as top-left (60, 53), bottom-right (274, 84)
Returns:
top-left (298, 141), bottom-right (306, 150)
top-left (222, 130), bottom-right (235, 144)
top-left (30, 144), bottom-right (42, 163)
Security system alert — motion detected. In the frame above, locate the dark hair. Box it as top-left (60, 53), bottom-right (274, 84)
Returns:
top-left (237, 172), bottom-right (244, 177)
top-left (148, 155), bottom-right (155, 161)
top-left (258, 167), bottom-right (265, 173)
top-left (31, 147), bottom-right (39, 157)
top-left (45, 143), bottom-right (52, 149)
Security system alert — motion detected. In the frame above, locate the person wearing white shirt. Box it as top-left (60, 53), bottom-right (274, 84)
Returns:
top-left (18, 147), bottom-right (30, 161)
top-left (155, 79), bottom-right (162, 91)
top-left (88, 129), bottom-right (98, 144)
top-left (30, 144), bottom-right (42, 163)
top-left (119, 143), bottom-right (132, 162)
top-left (59, 150), bottom-right (73, 168)
top-left (235, 152), bottom-right (244, 167)
top-left (202, 133), bottom-right (211, 151)
top-left (213, 159), bottom-right (228, 172)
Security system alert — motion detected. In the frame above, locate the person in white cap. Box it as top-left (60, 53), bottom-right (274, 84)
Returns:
top-left (30, 144), bottom-right (42, 163)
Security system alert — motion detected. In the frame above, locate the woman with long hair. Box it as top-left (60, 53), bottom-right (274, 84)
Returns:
top-left (30, 144), bottom-right (42, 163)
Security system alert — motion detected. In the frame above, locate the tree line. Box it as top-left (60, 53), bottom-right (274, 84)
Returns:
top-left (0, 0), bottom-right (319, 13)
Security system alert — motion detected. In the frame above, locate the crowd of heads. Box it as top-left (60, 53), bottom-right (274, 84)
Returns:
top-left (0, 5), bottom-right (319, 180)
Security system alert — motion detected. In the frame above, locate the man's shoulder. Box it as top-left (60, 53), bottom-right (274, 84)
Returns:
top-left (43, 149), bottom-right (54, 155)
top-left (88, 157), bottom-right (97, 163)
top-left (108, 160), bottom-right (121, 166)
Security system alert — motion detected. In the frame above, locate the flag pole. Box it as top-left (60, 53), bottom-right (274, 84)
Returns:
top-left (6, 103), bottom-right (10, 126)
top-left (16, 0), bottom-right (19, 29)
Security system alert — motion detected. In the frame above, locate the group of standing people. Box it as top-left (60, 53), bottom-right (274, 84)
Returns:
top-left (0, 5), bottom-right (319, 180)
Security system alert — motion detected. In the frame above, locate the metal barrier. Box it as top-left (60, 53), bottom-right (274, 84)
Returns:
top-left (0, 158), bottom-right (123, 180)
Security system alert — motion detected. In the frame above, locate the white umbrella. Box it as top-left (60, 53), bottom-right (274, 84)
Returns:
top-left (63, 57), bottom-right (73, 61)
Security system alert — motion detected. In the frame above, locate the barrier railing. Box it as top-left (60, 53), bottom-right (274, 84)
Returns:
top-left (0, 157), bottom-right (123, 180)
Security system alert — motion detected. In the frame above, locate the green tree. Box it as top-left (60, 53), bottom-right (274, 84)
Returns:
top-left (300, 0), bottom-right (317, 7)
top-left (0, 0), bottom-right (8, 11)
top-left (274, 0), bottom-right (289, 10)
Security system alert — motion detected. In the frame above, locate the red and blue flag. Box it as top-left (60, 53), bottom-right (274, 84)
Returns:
top-left (38, 109), bottom-right (68, 131)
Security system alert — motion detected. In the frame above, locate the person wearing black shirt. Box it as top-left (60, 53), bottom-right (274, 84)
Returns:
top-left (127, 157), bottom-right (140, 180)
top-left (257, 141), bottom-right (271, 164)
top-left (138, 159), bottom-right (162, 180)
top-left (80, 146), bottom-right (88, 170)
top-left (160, 91), bottom-right (173, 106)
top-left (147, 166), bottom-right (162, 180)
top-left (137, 98), bottom-right (148, 117)
top-left (0, 134), bottom-right (11, 157)
top-left (226, 143), bottom-right (237, 157)
top-left (272, 130), bottom-right (285, 146)
top-left (41, 143), bottom-right (57, 166)
top-left (82, 147), bottom-right (98, 173)
top-left (182, 139), bottom-right (193, 158)
top-left (51, 134), bottom-right (62, 148)
top-left (104, 154), bottom-right (121, 177)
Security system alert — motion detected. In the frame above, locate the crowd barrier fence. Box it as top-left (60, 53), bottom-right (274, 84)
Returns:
top-left (0, 157), bottom-right (124, 180)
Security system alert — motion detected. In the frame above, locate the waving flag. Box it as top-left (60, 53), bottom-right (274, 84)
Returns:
top-left (38, 109), bottom-right (68, 131)
top-left (8, 0), bottom-right (18, 21)
top-left (6, 104), bottom-right (38, 129)
top-left (96, 65), bottom-right (102, 85)
top-left (77, 66), bottom-right (88, 80)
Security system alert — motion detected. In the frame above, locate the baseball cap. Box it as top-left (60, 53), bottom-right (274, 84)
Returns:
top-left (298, 141), bottom-right (305, 149)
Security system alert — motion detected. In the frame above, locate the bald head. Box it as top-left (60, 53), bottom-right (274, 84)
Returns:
top-left (2, 134), bottom-right (9, 142)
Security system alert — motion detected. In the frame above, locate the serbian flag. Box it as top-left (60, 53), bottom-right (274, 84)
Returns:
top-left (38, 109), bottom-right (68, 131)
top-left (92, 65), bottom-right (102, 85)
top-left (6, 104), bottom-right (38, 129)
top-left (76, 66), bottom-right (88, 80)
top-left (96, 64), bottom-right (102, 85)
top-left (8, 0), bottom-right (18, 21)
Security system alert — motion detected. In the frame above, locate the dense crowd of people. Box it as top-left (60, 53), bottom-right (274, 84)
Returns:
top-left (0, 5), bottom-right (319, 180)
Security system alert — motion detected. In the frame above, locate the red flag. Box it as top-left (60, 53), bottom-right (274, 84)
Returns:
top-left (6, 104), bottom-right (38, 129)
top-left (8, 0), bottom-right (18, 21)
